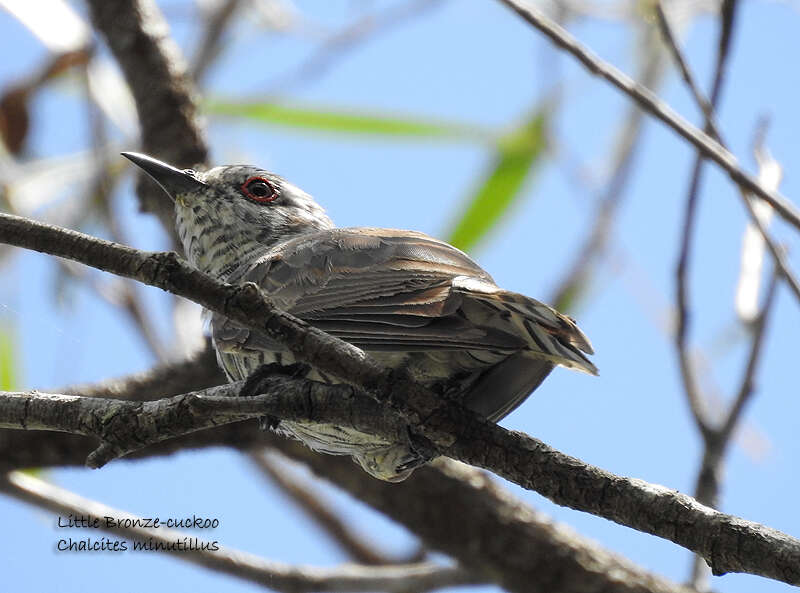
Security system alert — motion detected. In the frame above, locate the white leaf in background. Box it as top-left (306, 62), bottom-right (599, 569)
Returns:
top-left (0, 0), bottom-right (89, 53)
top-left (87, 59), bottom-right (138, 138)
top-left (735, 148), bottom-right (781, 323)
top-left (172, 297), bottom-right (206, 359)
top-left (3, 150), bottom-right (97, 217)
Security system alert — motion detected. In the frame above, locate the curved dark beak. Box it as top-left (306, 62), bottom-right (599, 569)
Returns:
top-left (121, 152), bottom-right (205, 201)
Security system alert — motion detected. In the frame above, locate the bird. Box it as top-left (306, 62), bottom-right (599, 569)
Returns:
top-left (122, 152), bottom-right (597, 482)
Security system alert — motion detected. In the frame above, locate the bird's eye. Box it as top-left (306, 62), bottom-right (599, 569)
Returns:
top-left (241, 177), bottom-right (277, 203)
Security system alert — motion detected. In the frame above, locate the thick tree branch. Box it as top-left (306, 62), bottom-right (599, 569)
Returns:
top-left (1, 212), bottom-right (800, 585)
top-left (673, 0), bottom-right (740, 444)
top-left (494, 0), bottom-right (800, 232)
top-left (1, 471), bottom-right (475, 593)
top-left (85, 0), bottom-right (208, 231)
top-left (0, 423), bottom-right (696, 593)
top-left (0, 379), bottom-right (409, 469)
top-left (0, 355), bottom-right (692, 593)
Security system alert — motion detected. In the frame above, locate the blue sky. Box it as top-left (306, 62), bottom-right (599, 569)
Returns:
top-left (1, 1), bottom-right (799, 591)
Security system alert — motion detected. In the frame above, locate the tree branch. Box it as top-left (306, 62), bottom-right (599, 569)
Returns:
top-left (657, 1), bottom-right (792, 585)
top-left (1, 471), bottom-right (475, 593)
top-left (654, 2), bottom-right (724, 144)
top-left (0, 357), bottom-right (690, 593)
top-left (191, 0), bottom-right (242, 82)
top-left (1, 376), bottom-right (799, 585)
top-left (0, 374), bottom-right (413, 469)
top-left (494, 0), bottom-right (800, 232)
top-left (1, 213), bottom-right (799, 585)
top-left (1, 427), bottom-right (698, 593)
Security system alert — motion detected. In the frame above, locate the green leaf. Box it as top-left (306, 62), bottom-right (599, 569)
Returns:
top-left (0, 321), bottom-right (41, 476)
top-left (0, 324), bottom-right (18, 391)
top-left (207, 100), bottom-right (494, 143)
top-left (446, 109), bottom-right (547, 252)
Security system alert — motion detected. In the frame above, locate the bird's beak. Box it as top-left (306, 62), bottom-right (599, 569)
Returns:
top-left (121, 152), bottom-right (206, 202)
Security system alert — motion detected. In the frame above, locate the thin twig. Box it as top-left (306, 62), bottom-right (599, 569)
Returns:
top-left (264, 0), bottom-right (444, 95)
top-left (674, 0), bottom-right (740, 445)
top-left (688, 268), bottom-right (780, 587)
top-left (654, 2), bottom-right (797, 587)
top-left (551, 26), bottom-right (666, 310)
top-left (494, 0), bottom-right (800, 232)
top-left (57, 259), bottom-right (168, 360)
top-left (689, 268), bottom-right (778, 505)
top-left (191, 0), bottom-right (242, 82)
top-left (669, 0), bottom-right (738, 580)
top-left (718, 268), bottom-right (779, 445)
top-left (0, 471), bottom-right (474, 593)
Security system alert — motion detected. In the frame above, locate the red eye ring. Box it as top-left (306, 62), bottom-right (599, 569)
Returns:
top-left (241, 176), bottom-right (277, 203)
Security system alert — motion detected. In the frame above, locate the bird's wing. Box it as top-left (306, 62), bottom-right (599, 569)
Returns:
top-left (212, 228), bottom-right (595, 374)
top-left (214, 228), bottom-right (520, 351)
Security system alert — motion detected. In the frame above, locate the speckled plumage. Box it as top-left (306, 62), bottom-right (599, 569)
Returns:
top-left (124, 153), bottom-right (596, 482)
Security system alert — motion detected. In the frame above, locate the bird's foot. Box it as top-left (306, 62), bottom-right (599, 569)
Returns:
top-left (398, 426), bottom-right (437, 472)
top-left (240, 362), bottom-right (312, 430)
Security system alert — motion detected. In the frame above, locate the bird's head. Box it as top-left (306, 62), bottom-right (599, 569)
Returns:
top-left (122, 152), bottom-right (333, 278)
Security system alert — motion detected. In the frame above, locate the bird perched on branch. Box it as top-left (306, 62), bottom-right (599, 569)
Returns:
top-left (122, 152), bottom-right (596, 482)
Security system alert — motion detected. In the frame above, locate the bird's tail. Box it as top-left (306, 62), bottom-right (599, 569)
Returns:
top-left (452, 277), bottom-right (597, 376)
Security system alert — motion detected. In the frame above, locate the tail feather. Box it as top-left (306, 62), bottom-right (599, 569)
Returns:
top-left (452, 276), bottom-right (597, 376)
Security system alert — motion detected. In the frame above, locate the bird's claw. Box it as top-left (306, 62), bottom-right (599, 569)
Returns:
top-left (240, 362), bottom-right (312, 430)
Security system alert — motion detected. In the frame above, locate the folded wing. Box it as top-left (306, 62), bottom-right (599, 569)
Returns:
top-left (212, 228), bottom-right (595, 374)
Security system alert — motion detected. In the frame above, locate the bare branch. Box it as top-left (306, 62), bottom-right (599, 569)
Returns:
top-left (494, 0), bottom-right (800, 231)
top-left (2, 375), bottom-right (800, 584)
top-left (191, 0), bottom-right (242, 82)
top-left (673, 0), bottom-right (740, 447)
top-left (62, 339), bottom-right (225, 399)
top-left (654, 2), bottom-right (723, 143)
top-left (2, 213), bottom-right (800, 585)
top-left (0, 471), bottom-right (475, 593)
top-left (0, 377), bottom-right (406, 468)
top-left (654, 4), bottom-right (798, 585)
top-left (0, 375), bottom-right (789, 592)
top-left (0, 370), bottom-right (691, 593)
top-left (725, 264), bottom-right (781, 449)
